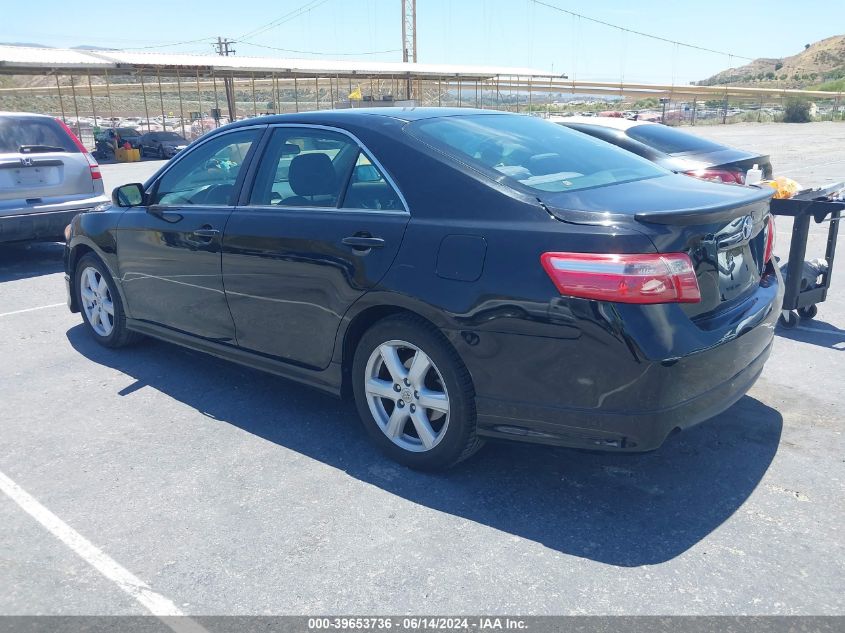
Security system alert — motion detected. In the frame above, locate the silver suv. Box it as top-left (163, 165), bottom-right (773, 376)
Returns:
top-left (0, 112), bottom-right (107, 243)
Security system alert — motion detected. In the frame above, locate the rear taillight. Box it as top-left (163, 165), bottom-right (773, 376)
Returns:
top-left (764, 214), bottom-right (776, 263)
top-left (684, 168), bottom-right (745, 185)
top-left (55, 117), bottom-right (101, 180)
top-left (541, 252), bottom-right (701, 304)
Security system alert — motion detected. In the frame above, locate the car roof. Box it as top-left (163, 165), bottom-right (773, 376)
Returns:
top-left (550, 115), bottom-right (653, 131)
top-left (0, 111), bottom-right (57, 119)
top-left (225, 107), bottom-right (509, 129)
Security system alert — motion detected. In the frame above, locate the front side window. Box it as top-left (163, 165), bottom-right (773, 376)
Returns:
top-left (407, 114), bottom-right (666, 194)
top-left (248, 127), bottom-right (402, 211)
top-left (151, 128), bottom-right (260, 206)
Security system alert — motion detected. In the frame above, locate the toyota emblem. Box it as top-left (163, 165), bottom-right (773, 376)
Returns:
top-left (742, 216), bottom-right (753, 241)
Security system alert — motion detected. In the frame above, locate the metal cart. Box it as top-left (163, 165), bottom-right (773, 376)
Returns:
top-left (769, 182), bottom-right (844, 328)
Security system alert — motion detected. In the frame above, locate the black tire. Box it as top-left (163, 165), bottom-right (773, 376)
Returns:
top-left (157, 145), bottom-right (165, 159)
top-left (138, 146), bottom-right (144, 158)
top-left (798, 305), bottom-right (818, 320)
top-left (779, 310), bottom-right (800, 329)
top-left (352, 314), bottom-right (483, 470)
top-left (75, 253), bottom-right (141, 348)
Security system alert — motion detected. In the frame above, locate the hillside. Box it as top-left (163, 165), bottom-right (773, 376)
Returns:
top-left (697, 34), bottom-right (845, 89)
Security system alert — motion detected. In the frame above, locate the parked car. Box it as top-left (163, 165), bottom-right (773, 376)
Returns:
top-left (65, 108), bottom-right (781, 470)
top-left (0, 112), bottom-right (106, 243)
top-left (139, 131), bottom-right (189, 158)
top-left (553, 116), bottom-right (773, 184)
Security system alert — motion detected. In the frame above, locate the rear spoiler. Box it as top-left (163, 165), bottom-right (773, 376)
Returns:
top-left (634, 191), bottom-right (772, 225)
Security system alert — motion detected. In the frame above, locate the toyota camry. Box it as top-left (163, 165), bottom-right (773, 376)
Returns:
top-left (64, 108), bottom-right (782, 470)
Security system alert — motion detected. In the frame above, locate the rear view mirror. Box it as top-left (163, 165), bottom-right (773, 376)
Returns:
top-left (112, 183), bottom-right (145, 207)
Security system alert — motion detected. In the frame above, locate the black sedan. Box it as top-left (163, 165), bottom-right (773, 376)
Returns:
top-left (64, 109), bottom-right (782, 470)
top-left (555, 116), bottom-right (773, 184)
top-left (139, 131), bottom-right (189, 158)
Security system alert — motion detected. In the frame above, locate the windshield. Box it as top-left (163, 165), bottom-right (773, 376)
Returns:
top-left (407, 114), bottom-right (666, 193)
top-left (626, 124), bottom-right (726, 155)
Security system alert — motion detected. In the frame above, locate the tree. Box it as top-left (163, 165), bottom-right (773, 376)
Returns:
top-left (805, 43), bottom-right (811, 49)
top-left (775, 61), bottom-right (783, 71)
top-left (783, 97), bottom-right (811, 123)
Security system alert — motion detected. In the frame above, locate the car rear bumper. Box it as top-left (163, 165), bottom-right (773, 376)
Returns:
top-left (0, 206), bottom-right (99, 243)
top-left (449, 269), bottom-right (782, 452)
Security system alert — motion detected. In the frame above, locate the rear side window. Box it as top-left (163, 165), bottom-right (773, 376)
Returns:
top-left (0, 116), bottom-right (78, 153)
top-left (407, 114), bottom-right (665, 194)
top-left (248, 127), bottom-right (403, 211)
top-left (626, 124), bottom-right (726, 155)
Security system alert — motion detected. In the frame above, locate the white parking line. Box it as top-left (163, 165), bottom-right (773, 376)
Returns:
top-left (0, 469), bottom-right (209, 633)
top-left (0, 303), bottom-right (65, 318)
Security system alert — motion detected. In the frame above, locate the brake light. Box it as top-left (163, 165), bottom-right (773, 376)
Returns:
top-left (55, 117), bottom-right (101, 180)
top-left (764, 214), bottom-right (776, 263)
top-left (684, 168), bottom-right (745, 185)
top-left (541, 252), bottom-right (701, 304)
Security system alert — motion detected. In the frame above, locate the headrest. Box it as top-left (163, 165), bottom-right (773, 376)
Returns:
top-left (288, 153), bottom-right (336, 197)
top-left (281, 143), bottom-right (301, 156)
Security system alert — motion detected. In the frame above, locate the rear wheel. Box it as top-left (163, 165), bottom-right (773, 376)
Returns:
top-left (352, 315), bottom-right (482, 470)
top-left (76, 254), bottom-right (140, 348)
top-left (798, 305), bottom-right (818, 320)
top-left (779, 310), bottom-right (799, 329)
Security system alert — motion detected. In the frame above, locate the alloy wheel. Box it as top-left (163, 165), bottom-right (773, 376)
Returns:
top-left (364, 340), bottom-right (450, 452)
top-left (80, 266), bottom-right (115, 337)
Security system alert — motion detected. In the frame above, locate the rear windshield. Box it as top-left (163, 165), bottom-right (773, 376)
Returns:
top-left (157, 132), bottom-right (185, 142)
top-left (0, 116), bottom-right (78, 153)
top-left (407, 114), bottom-right (665, 193)
top-left (626, 124), bottom-right (726, 155)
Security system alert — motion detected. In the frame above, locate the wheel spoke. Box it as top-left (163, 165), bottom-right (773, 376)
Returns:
top-left (410, 408), bottom-right (437, 449)
top-left (379, 344), bottom-right (408, 383)
top-left (366, 377), bottom-right (397, 401)
top-left (384, 407), bottom-right (408, 439)
top-left (418, 388), bottom-right (449, 414)
top-left (80, 288), bottom-right (95, 304)
top-left (90, 308), bottom-right (101, 327)
top-left (407, 350), bottom-right (431, 387)
top-left (101, 299), bottom-right (114, 316)
top-left (97, 275), bottom-right (108, 296)
top-left (86, 268), bottom-right (98, 293)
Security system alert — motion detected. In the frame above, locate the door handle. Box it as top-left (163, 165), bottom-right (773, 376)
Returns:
top-left (342, 235), bottom-right (385, 250)
top-left (192, 228), bottom-right (220, 238)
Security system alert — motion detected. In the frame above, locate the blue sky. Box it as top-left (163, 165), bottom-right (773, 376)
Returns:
top-left (2, 0), bottom-right (840, 84)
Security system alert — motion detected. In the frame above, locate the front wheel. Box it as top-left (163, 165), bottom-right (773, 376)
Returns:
top-left (76, 254), bottom-right (140, 348)
top-left (352, 315), bottom-right (483, 470)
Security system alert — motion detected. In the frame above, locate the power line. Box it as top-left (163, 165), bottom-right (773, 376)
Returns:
top-left (124, 37), bottom-right (218, 51)
top-left (236, 0), bottom-right (332, 42)
top-left (238, 40), bottom-right (400, 57)
top-left (531, 0), bottom-right (755, 62)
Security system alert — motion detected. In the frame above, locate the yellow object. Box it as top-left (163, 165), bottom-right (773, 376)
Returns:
top-left (764, 176), bottom-right (801, 199)
top-left (115, 148), bottom-right (141, 163)
top-left (348, 86), bottom-right (362, 101)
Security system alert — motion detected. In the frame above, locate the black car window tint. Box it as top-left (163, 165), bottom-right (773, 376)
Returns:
top-left (341, 152), bottom-right (403, 211)
top-left (248, 128), bottom-right (359, 208)
top-left (0, 117), bottom-right (78, 153)
top-left (151, 128), bottom-right (260, 206)
top-left (626, 124), bottom-right (726, 155)
top-left (409, 114), bottom-right (665, 194)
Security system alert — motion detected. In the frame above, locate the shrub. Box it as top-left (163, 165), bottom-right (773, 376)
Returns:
top-left (783, 98), bottom-right (811, 123)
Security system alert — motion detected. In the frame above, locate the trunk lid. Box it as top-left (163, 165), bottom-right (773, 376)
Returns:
top-left (540, 174), bottom-right (774, 318)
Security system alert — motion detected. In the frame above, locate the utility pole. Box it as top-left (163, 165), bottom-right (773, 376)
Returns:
top-left (401, 0), bottom-right (417, 101)
top-left (214, 36), bottom-right (237, 122)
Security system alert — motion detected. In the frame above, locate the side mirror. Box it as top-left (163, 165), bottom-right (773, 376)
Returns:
top-left (112, 183), bottom-right (145, 207)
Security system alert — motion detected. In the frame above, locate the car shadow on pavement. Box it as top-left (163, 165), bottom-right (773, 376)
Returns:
top-left (776, 320), bottom-right (845, 350)
top-left (0, 241), bottom-right (65, 282)
top-left (67, 325), bottom-right (783, 568)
